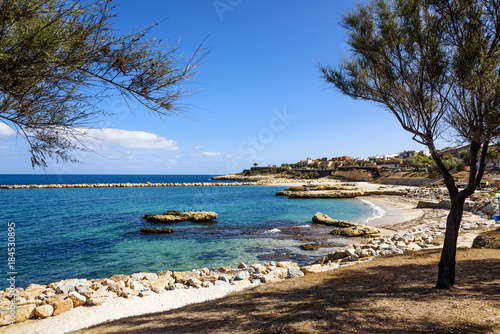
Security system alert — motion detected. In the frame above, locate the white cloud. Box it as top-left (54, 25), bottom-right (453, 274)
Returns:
top-left (0, 123), bottom-right (16, 137)
top-left (194, 145), bottom-right (202, 150)
top-left (203, 152), bottom-right (221, 156)
top-left (78, 128), bottom-right (179, 151)
top-left (0, 146), bottom-right (8, 149)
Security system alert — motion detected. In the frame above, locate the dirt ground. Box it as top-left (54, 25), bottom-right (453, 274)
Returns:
top-left (72, 248), bottom-right (500, 334)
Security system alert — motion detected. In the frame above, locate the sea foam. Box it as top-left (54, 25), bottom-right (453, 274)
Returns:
top-left (263, 228), bottom-right (281, 234)
top-left (359, 199), bottom-right (385, 223)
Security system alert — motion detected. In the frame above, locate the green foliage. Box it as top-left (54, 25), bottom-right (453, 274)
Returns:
top-left (403, 154), bottom-right (433, 171)
top-left (343, 159), bottom-right (358, 167)
top-left (320, 0), bottom-right (500, 185)
top-left (487, 148), bottom-right (500, 166)
top-left (301, 172), bottom-right (320, 179)
top-left (320, 0), bottom-right (500, 287)
top-left (459, 150), bottom-right (472, 165)
top-left (429, 153), bottom-right (464, 174)
top-left (0, 0), bottom-right (208, 167)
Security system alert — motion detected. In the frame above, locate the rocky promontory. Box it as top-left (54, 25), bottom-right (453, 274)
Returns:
top-left (143, 211), bottom-right (218, 223)
top-left (312, 212), bottom-right (381, 238)
top-left (276, 184), bottom-right (409, 198)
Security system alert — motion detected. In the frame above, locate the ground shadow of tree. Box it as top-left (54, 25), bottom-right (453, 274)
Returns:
top-left (71, 249), bottom-right (499, 334)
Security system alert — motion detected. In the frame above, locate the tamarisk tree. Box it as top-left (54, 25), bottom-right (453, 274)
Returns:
top-left (0, 0), bottom-right (207, 167)
top-left (320, 0), bottom-right (500, 288)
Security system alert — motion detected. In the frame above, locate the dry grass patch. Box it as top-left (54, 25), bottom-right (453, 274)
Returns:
top-left (72, 249), bottom-right (500, 334)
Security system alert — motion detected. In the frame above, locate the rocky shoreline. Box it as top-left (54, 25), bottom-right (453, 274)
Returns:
top-left (0, 261), bottom-right (307, 326)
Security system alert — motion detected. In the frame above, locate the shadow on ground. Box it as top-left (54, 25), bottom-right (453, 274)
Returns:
top-left (72, 249), bottom-right (500, 334)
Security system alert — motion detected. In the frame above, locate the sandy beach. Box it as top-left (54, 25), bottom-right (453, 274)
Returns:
top-left (1, 183), bottom-right (497, 334)
top-left (0, 283), bottom-right (260, 334)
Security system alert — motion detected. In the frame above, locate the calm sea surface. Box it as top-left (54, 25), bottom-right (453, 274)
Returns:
top-left (0, 174), bottom-right (381, 289)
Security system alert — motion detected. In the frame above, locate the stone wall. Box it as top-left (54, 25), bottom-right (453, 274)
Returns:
top-left (380, 177), bottom-right (434, 186)
top-left (416, 199), bottom-right (474, 211)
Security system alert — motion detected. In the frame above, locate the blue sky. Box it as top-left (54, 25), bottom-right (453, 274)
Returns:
top-left (0, 0), bottom-right (438, 175)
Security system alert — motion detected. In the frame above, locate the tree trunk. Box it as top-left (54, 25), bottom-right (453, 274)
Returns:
top-left (436, 195), bottom-right (465, 289)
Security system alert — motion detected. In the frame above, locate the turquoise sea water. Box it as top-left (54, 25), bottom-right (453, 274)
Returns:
top-left (0, 175), bottom-right (379, 289)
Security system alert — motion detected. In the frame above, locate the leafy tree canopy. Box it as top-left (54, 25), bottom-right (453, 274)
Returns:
top-left (320, 0), bottom-right (500, 288)
top-left (0, 0), bottom-right (207, 167)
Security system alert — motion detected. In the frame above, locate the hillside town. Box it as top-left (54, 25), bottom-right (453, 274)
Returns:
top-left (232, 144), bottom-right (500, 188)
top-left (256, 144), bottom-right (500, 171)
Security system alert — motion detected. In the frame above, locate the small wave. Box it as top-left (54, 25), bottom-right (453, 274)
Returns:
top-left (359, 199), bottom-right (385, 223)
top-left (296, 225), bottom-right (311, 228)
top-left (263, 228), bottom-right (281, 234)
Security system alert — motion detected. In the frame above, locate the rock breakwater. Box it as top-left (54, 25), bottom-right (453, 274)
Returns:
top-left (0, 182), bottom-right (259, 190)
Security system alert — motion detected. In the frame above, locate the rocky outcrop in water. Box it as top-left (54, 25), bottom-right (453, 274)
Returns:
top-left (140, 228), bottom-right (174, 234)
top-left (277, 186), bottom-right (408, 198)
top-left (312, 213), bottom-right (358, 227)
top-left (289, 190), bottom-right (364, 198)
top-left (312, 212), bottom-right (380, 238)
top-left (143, 211), bottom-right (218, 223)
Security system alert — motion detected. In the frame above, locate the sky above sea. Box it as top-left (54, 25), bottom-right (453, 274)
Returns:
top-left (0, 0), bottom-right (445, 175)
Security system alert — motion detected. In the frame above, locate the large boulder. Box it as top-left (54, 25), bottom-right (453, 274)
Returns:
top-left (143, 214), bottom-right (184, 223)
top-left (68, 292), bottom-right (86, 307)
top-left (34, 304), bottom-right (53, 319)
top-left (186, 211), bottom-right (218, 222)
top-left (55, 279), bottom-right (89, 295)
top-left (312, 212), bottom-right (358, 227)
top-left (172, 271), bottom-right (200, 285)
top-left (53, 299), bottom-right (73, 316)
top-left (1, 304), bottom-right (36, 324)
top-left (330, 226), bottom-right (381, 238)
top-left (313, 212), bottom-right (380, 238)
